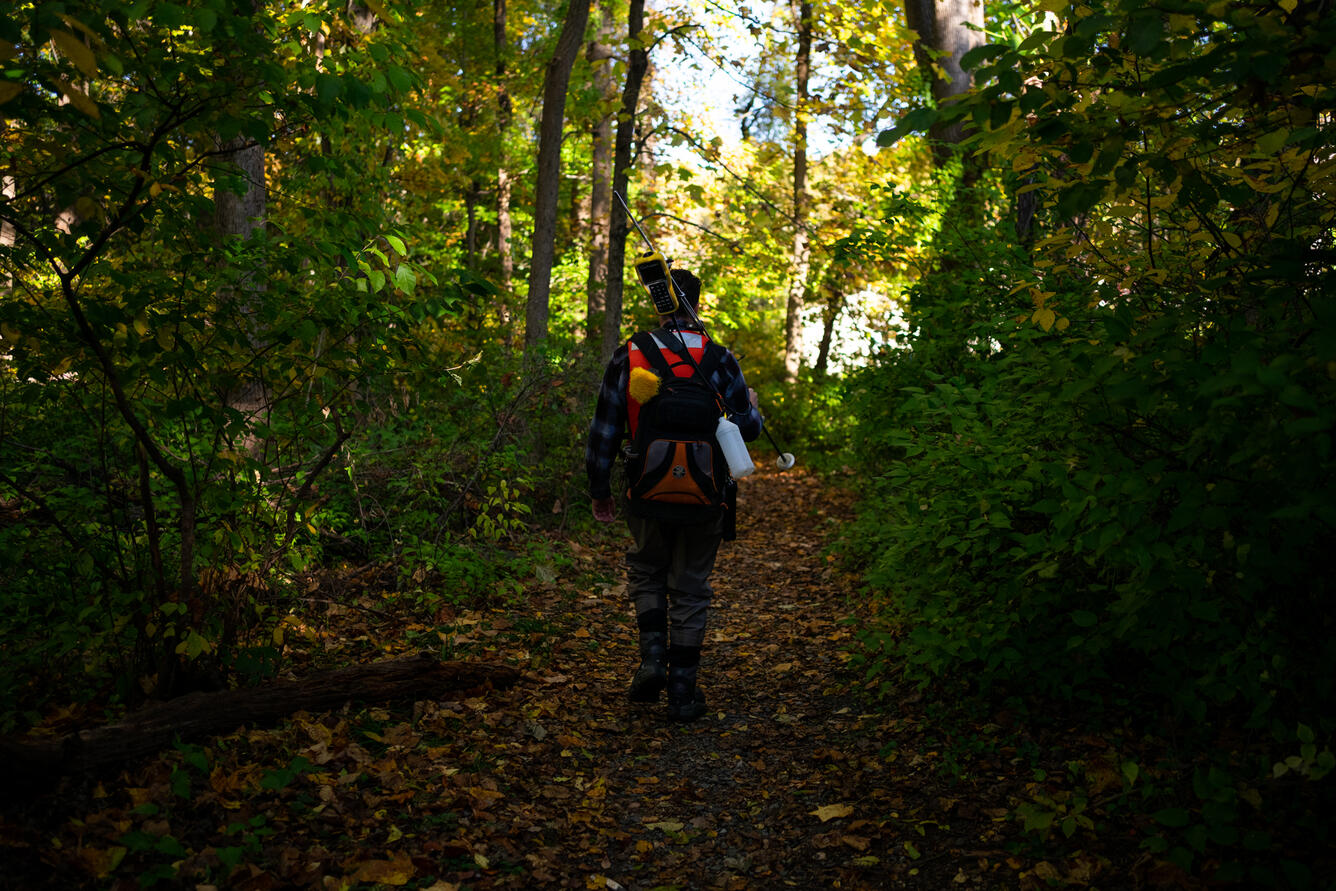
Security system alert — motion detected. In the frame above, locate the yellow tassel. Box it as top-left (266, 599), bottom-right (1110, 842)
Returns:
top-left (629, 366), bottom-right (661, 404)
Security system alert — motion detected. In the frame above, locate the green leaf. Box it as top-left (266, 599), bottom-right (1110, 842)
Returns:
top-left (1126, 15), bottom-right (1164, 55)
top-left (959, 43), bottom-right (1006, 71)
top-left (1071, 610), bottom-right (1098, 628)
top-left (1154, 808), bottom-right (1192, 828)
top-left (394, 265), bottom-right (417, 295)
top-left (315, 73), bottom-right (342, 105)
top-left (877, 107), bottom-right (939, 146)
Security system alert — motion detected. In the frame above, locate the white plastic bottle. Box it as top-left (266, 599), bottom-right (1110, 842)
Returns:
top-left (716, 415), bottom-right (755, 478)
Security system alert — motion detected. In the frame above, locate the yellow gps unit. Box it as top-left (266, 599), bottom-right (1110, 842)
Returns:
top-left (634, 251), bottom-right (679, 315)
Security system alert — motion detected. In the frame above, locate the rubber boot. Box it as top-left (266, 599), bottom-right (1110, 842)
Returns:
top-left (666, 664), bottom-right (706, 722)
top-left (628, 630), bottom-right (667, 702)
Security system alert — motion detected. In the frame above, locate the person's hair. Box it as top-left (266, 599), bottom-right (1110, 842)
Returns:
top-left (670, 268), bottom-right (701, 312)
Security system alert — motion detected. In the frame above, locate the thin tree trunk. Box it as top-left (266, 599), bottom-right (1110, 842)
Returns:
top-left (584, 4), bottom-right (616, 346)
top-left (602, 0), bottom-right (649, 362)
top-left (813, 287), bottom-right (844, 378)
top-left (465, 178), bottom-right (480, 268)
top-left (525, 0), bottom-right (592, 350)
top-left (782, 0), bottom-right (812, 383)
top-left (0, 175), bottom-right (14, 291)
top-left (214, 135), bottom-right (269, 433)
top-left (495, 0), bottom-right (515, 336)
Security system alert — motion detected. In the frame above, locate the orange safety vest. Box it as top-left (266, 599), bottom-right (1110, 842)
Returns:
top-left (627, 329), bottom-right (711, 438)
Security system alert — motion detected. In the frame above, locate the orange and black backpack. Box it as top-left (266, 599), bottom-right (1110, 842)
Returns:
top-left (624, 329), bottom-right (730, 523)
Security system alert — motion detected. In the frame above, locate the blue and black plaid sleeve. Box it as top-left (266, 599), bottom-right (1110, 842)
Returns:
top-left (586, 345), bottom-right (629, 500)
top-left (714, 350), bottom-right (764, 442)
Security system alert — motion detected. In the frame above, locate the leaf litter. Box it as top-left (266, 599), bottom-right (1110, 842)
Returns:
top-left (1, 467), bottom-right (1292, 889)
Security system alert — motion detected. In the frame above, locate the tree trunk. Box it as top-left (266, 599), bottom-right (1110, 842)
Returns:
top-left (903, 0), bottom-right (984, 158)
top-left (525, 0), bottom-right (592, 351)
top-left (0, 654), bottom-right (522, 782)
top-left (0, 175), bottom-right (13, 291)
top-left (214, 134), bottom-right (267, 343)
top-left (465, 177), bottom-right (481, 269)
top-left (584, 4), bottom-right (617, 347)
top-left (602, 0), bottom-right (650, 362)
top-left (813, 287), bottom-right (844, 378)
top-left (495, 0), bottom-right (515, 336)
top-left (782, 0), bottom-right (813, 383)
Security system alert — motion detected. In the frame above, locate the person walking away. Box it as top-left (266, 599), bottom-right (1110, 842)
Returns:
top-left (586, 268), bottom-right (763, 722)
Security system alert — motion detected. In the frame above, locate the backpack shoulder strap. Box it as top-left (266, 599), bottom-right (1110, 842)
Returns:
top-left (649, 328), bottom-right (729, 394)
top-left (630, 332), bottom-right (674, 377)
top-left (694, 340), bottom-right (726, 380)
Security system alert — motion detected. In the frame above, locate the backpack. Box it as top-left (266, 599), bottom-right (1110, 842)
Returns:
top-left (624, 330), bottom-right (730, 522)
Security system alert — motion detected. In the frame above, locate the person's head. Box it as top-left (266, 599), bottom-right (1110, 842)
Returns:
top-left (668, 268), bottom-right (701, 317)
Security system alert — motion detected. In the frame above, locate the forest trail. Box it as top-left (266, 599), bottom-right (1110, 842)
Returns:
top-left (2, 469), bottom-right (1067, 890)
top-left (385, 466), bottom-right (1019, 890)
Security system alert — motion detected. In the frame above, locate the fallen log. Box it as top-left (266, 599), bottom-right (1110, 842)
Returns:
top-left (1, 653), bottom-right (521, 781)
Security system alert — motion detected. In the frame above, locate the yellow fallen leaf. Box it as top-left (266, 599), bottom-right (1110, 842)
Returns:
top-left (647, 820), bottom-right (684, 832)
top-left (81, 846), bottom-right (126, 878)
top-left (351, 852), bottom-right (414, 885)
top-left (810, 803), bottom-right (854, 822)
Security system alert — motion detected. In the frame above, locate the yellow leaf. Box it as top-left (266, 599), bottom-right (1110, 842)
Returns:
top-left (1032, 308), bottom-right (1056, 331)
top-left (810, 803), bottom-right (854, 822)
top-left (57, 14), bottom-right (101, 42)
top-left (0, 82), bottom-right (21, 105)
top-left (647, 820), bottom-right (684, 832)
top-left (351, 852), bottom-right (415, 885)
top-left (58, 80), bottom-right (100, 118)
top-left (1055, 316), bottom-right (1071, 332)
top-left (51, 29), bottom-right (98, 77)
top-left (80, 846), bottom-right (126, 878)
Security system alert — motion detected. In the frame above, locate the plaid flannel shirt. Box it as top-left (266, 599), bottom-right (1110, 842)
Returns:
top-left (586, 324), bottom-right (763, 500)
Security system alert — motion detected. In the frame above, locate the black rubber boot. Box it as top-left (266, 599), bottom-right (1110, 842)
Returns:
top-left (628, 630), bottom-right (667, 702)
top-left (666, 664), bottom-right (706, 722)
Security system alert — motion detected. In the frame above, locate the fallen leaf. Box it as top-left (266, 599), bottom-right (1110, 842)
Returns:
top-left (646, 820), bottom-right (684, 832)
top-left (80, 846), bottom-right (126, 878)
top-left (810, 803), bottom-right (854, 822)
top-left (351, 852), bottom-right (415, 885)
top-left (841, 835), bottom-right (870, 851)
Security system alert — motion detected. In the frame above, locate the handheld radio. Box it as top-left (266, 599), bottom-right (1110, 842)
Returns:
top-left (615, 191), bottom-right (682, 316)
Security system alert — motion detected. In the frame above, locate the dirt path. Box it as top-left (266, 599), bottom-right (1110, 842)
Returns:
top-left (460, 468), bottom-right (982, 889)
